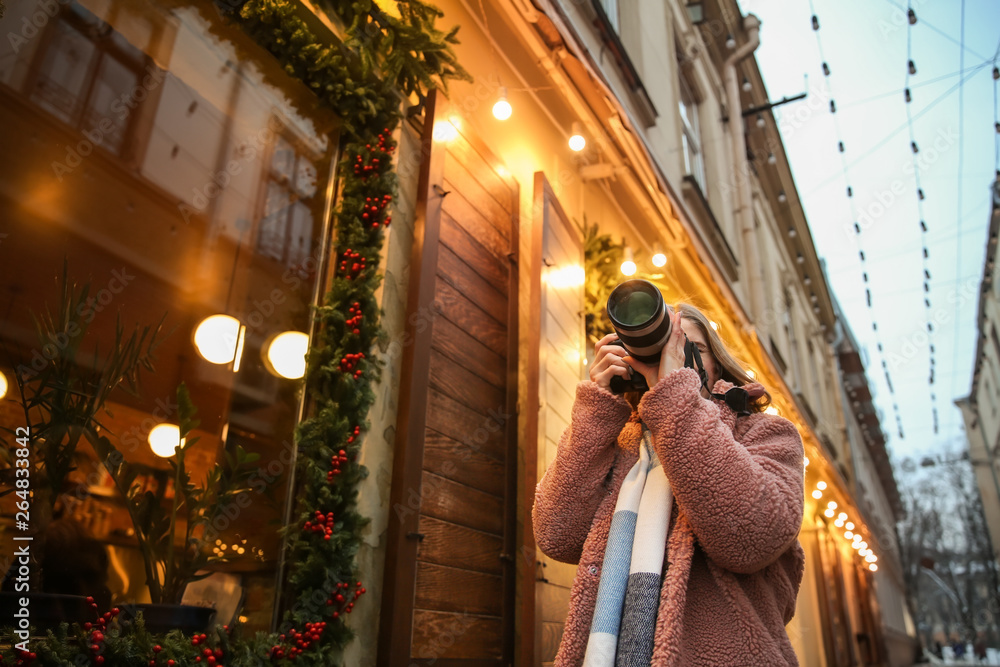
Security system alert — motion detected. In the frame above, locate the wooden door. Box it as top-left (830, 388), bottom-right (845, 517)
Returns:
top-left (523, 174), bottom-right (586, 665)
top-left (379, 90), bottom-right (519, 666)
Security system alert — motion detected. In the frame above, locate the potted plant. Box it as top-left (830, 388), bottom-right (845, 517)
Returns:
top-left (0, 267), bottom-right (163, 629)
top-left (87, 382), bottom-right (260, 633)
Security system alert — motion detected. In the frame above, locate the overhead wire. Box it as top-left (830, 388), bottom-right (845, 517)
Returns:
top-left (806, 0), bottom-right (906, 440)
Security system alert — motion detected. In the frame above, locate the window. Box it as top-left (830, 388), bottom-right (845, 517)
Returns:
top-left (599, 0), bottom-right (619, 31)
top-left (257, 129), bottom-right (321, 271)
top-left (679, 69), bottom-right (706, 193)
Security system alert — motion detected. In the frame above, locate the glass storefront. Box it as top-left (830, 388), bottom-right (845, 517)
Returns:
top-left (0, 0), bottom-right (340, 630)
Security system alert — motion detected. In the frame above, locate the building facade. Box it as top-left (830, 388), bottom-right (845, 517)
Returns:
top-left (0, 0), bottom-right (918, 664)
top-left (958, 177), bottom-right (1000, 573)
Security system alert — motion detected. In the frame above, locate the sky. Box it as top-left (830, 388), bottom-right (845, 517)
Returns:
top-left (737, 0), bottom-right (1000, 468)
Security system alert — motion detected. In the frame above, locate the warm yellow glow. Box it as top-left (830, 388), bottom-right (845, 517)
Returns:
top-left (811, 489), bottom-right (823, 499)
top-left (266, 331), bottom-right (309, 379)
top-left (563, 348), bottom-right (582, 364)
top-left (0, 371), bottom-right (6, 400)
top-left (869, 554), bottom-right (878, 563)
top-left (194, 314), bottom-right (241, 364)
top-left (859, 548), bottom-right (868, 557)
top-left (845, 522), bottom-right (855, 531)
top-left (372, 0), bottom-right (401, 18)
top-left (569, 122), bottom-right (586, 151)
top-left (844, 530), bottom-right (853, 539)
top-left (869, 564), bottom-right (878, 572)
top-left (860, 541), bottom-right (867, 550)
top-left (823, 508), bottom-right (835, 518)
top-left (837, 512), bottom-right (847, 521)
top-left (709, 321), bottom-right (719, 331)
top-left (652, 252), bottom-right (667, 267)
top-left (746, 369), bottom-right (756, 379)
top-left (433, 120), bottom-right (458, 142)
top-left (232, 325), bottom-right (247, 373)
top-left (816, 481), bottom-right (827, 490)
top-left (827, 501), bottom-right (837, 509)
top-left (493, 88), bottom-right (512, 121)
top-left (764, 406), bottom-right (779, 416)
top-left (620, 260), bottom-right (637, 276)
top-left (149, 423), bottom-right (182, 458)
top-left (803, 456), bottom-right (809, 467)
top-left (546, 264), bottom-right (585, 288)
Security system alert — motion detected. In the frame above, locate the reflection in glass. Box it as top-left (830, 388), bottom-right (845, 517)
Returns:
top-left (0, 0), bottom-right (339, 630)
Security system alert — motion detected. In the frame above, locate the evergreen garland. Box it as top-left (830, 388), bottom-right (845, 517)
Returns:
top-left (1, 0), bottom-right (467, 664)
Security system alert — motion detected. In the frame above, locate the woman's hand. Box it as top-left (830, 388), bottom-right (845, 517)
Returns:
top-left (589, 333), bottom-right (632, 390)
top-left (623, 310), bottom-right (686, 390)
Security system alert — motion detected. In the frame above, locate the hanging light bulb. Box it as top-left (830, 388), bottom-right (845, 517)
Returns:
top-left (194, 314), bottom-right (241, 365)
top-left (651, 249), bottom-right (667, 267)
top-left (725, 34), bottom-right (736, 49)
top-left (742, 77), bottom-right (752, 92)
top-left (869, 563), bottom-right (878, 572)
top-left (620, 246), bottom-right (636, 276)
top-left (811, 489), bottom-right (823, 499)
top-left (911, 141), bottom-right (919, 153)
top-left (829, 100), bottom-right (836, 113)
top-left (149, 423), bottom-right (183, 458)
top-left (908, 59), bottom-right (917, 75)
top-left (569, 122), bottom-right (586, 152)
top-left (787, 226), bottom-right (797, 238)
top-left (918, 188), bottom-right (925, 200)
top-left (994, 66), bottom-right (1000, 80)
top-left (0, 370), bottom-right (6, 400)
top-left (432, 120), bottom-right (458, 142)
top-left (767, 152), bottom-right (776, 165)
top-left (907, 9), bottom-right (917, 24)
top-left (492, 86), bottom-right (512, 120)
top-left (755, 113), bottom-right (765, 128)
top-left (838, 141), bottom-right (845, 152)
top-left (803, 274), bottom-right (812, 286)
top-left (821, 62), bottom-right (830, 76)
top-left (764, 406), bottom-right (779, 416)
top-left (811, 14), bottom-right (819, 30)
top-left (796, 252), bottom-right (805, 264)
top-left (777, 190), bottom-right (787, 203)
top-left (905, 88), bottom-right (912, 103)
top-left (264, 331), bottom-right (310, 379)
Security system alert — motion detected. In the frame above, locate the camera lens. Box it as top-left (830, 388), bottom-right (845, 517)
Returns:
top-left (607, 279), bottom-right (671, 363)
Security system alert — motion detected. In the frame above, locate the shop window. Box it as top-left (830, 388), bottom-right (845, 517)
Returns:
top-left (0, 0), bottom-right (338, 632)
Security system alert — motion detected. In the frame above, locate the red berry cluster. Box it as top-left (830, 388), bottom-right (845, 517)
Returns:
top-left (352, 129), bottom-right (396, 183)
top-left (338, 352), bottom-right (365, 378)
top-left (9, 648), bottom-right (37, 665)
top-left (346, 302), bottom-right (363, 335)
top-left (269, 621), bottom-right (327, 661)
top-left (327, 449), bottom-right (348, 481)
top-left (303, 510), bottom-right (336, 540)
top-left (338, 248), bottom-right (366, 280)
top-left (346, 425), bottom-right (361, 444)
top-left (83, 597), bottom-right (120, 666)
top-left (326, 581), bottom-right (367, 619)
top-left (360, 194), bottom-right (393, 230)
top-left (147, 644), bottom-right (175, 667)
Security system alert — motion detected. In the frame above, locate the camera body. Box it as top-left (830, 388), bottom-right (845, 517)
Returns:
top-left (606, 279), bottom-right (672, 395)
top-left (607, 340), bottom-right (652, 394)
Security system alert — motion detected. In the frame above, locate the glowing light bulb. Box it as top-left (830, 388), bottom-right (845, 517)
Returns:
top-left (0, 371), bottom-right (7, 400)
top-left (837, 512), bottom-right (847, 521)
top-left (652, 252), bottom-right (667, 267)
top-left (709, 321), bottom-right (719, 331)
top-left (493, 87), bottom-right (512, 120)
top-left (824, 509), bottom-right (835, 518)
top-left (816, 481), bottom-right (827, 490)
top-left (265, 331), bottom-right (310, 379)
top-left (834, 519), bottom-right (844, 528)
top-left (747, 369), bottom-right (756, 379)
top-left (194, 314), bottom-right (241, 364)
top-left (803, 456), bottom-right (809, 467)
top-left (149, 423), bottom-right (182, 458)
top-left (433, 120), bottom-right (458, 142)
top-left (869, 564), bottom-right (878, 572)
top-left (811, 489), bottom-right (823, 499)
top-left (765, 406), bottom-right (779, 416)
top-left (844, 530), bottom-right (853, 539)
top-left (569, 122), bottom-right (586, 152)
top-left (620, 246), bottom-right (636, 276)
top-left (827, 501), bottom-right (837, 509)
top-left (846, 522), bottom-right (855, 531)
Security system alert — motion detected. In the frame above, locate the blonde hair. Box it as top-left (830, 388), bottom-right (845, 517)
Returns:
top-left (624, 302), bottom-right (771, 413)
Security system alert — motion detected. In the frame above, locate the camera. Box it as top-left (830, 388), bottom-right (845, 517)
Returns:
top-left (605, 279), bottom-right (672, 394)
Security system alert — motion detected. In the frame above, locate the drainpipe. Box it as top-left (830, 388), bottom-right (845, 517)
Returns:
top-left (722, 14), bottom-right (763, 323)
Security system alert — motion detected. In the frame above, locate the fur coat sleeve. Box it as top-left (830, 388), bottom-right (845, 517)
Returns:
top-left (531, 380), bottom-right (632, 564)
top-left (638, 367), bottom-right (805, 574)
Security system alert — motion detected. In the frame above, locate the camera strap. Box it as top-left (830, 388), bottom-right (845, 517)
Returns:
top-left (683, 340), bottom-right (751, 417)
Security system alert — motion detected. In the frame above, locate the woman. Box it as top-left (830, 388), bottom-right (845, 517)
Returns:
top-left (533, 303), bottom-right (805, 666)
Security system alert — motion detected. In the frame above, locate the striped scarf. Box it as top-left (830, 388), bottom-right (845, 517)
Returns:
top-left (583, 426), bottom-right (672, 666)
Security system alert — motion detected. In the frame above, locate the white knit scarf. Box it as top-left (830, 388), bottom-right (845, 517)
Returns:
top-left (583, 426), bottom-right (672, 667)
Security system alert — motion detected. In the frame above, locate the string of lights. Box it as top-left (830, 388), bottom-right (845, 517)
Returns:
top-left (806, 0), bottom-right (906, 440)
top-left (903, 1), bottom-right (939, 434)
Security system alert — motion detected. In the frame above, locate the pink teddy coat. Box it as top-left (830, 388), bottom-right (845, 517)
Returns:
top-left (533, 367), bottom-right (806, 666)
